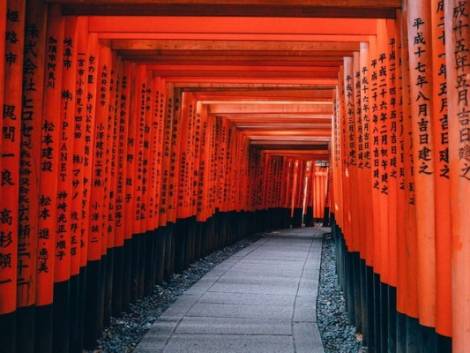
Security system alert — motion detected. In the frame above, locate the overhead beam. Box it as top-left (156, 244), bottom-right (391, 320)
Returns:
top-left (252, 144), bottom-right (328, 150)
top-left (132, 56), bottom-right (344, 66)
top-left (209, 103), bottom-right (333, 114)
top-left (167, 77), bottom-right (338, 85)
top-left (56, 3), bottom-right (398, 18)
top-left (235, 124), bottom-right (331, 129)
top-left (241, 128), bottom-right (331, 136)
top-left (111, 39), bottom-right (360, 52)
top-left (98, 33), bottom-right (371, 43)
top-left (217, 114), bottom-right (333, 119)
top-left (192, 89), bottom-right (335, 100)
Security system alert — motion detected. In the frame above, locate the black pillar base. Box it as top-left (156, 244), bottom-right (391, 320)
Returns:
top-left (17, 305), bottom-right (35, 353)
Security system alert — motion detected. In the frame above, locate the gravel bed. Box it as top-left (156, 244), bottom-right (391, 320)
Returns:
top-left (94, 235), bottom-right (260, 353)
top-left (317, 234), bottom-right (364, 353)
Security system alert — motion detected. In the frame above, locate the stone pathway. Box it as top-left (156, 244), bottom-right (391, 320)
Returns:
top-left (135, 226), bottom-right (325, 353)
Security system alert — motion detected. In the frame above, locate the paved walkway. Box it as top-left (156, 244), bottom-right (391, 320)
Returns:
top-left (135, 227), bottom-right (325, 353)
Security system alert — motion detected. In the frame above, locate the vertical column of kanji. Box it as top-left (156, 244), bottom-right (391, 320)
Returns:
top-left (141, 73), bottom-right (155, 294)
top-left (235, 135), bottom-right (242, 213)
top-left (112, 61), bottom-right (130, 313)
top-left (368, 36), bottom-right (383, 277)
top-left (299, 161), bottom-right (307, 220)
top-left (343, 57), bottom-right (355, 249)
top-left (386, 20), bottom-right (399, 290)
top-left (131, 64), bottom-right (146, 298)
top-left (195, 105), bottom-right (207, 223)
top-left (430, 0), bottom-right (452, 341)
top-left (376, 21), bottom-right (390, 286)
top-left (360, 42), bottom-right (373, 268)
top-left (310, 164), bottom-right (316, 219)
top-left (354, 51), bottom-right (367, 336)
top-left (311, 163), bottom-right (315, 220)
top-left (184, 96), bottom-right (196, 220)
top-left (158, 83), bottom-right (174, 228)
top-left (149, 77), bottom-right (164, 284)
top-left (168, 88), bottom-right (181, 224)
top-left (99, 52), bottom-right (115, 261)
top-left (317, 166), bottom-right (323, 219)
top-left (186, 97), bottom-right (201, 218)
top-left (0, 1), bottom-right (24, 352)
top-left (121, 63), bottom-right (136, 304)
top-left (399, 6), bottom-right (419, 322)
top-left (210, 114), bottom-right (219, 219)
top-left (207, 115), bottom-right (216, 220)
top-left (123, 63), bottom-right (138, 307)
top-left (69, 17), bottom-right (88, 353)
top-left (394, 11), bottom-right (409, 317)
top-left (337, 83), bottom-right (345, 233)
top-left (146, 78), bottom-right (158, 232)
top-left (52, 15), bottom-right (77, 353)
top-left (80, 34), bottom-right (99, 344)
top-left (84, 42), bottom-right (110, 350)
top-left (16, 2), bottom-right (46, 352)
top-left (407, 0), bottom-right (436, 329)
top-left (139, 73), bottom-right (151, 235)
top-left (332, 90), bottom-right (341, 229)
top-left (0, 0), bottom-right (5, 153)
top-left (444, 1), bottom-right (470, 351)
top-left (352, 53), bottom-right (362, 254)
top-left (154, 78), bottom-right (166, 230)
top-left (191, 103), bottom-right (202, 220)
top-left (353, 51), bottom-right (365, 257)
top-left (339, 65), bottom-right (349, 241)
top-left (103, 54), bottom-right (120, 325)
top-left (363, 54), bottom-right (375, 351)
top-left (289, 160), bottom-right (298, 220)
top-left (190, 99), bottom-right (201, 219)
top-left (220, 119), bottom-right (230, 212)
top-left (175, 92), bottom-right (187, 221)
top-left (36, 6), bottom-right (62, 353)
top-left (201, 108), bottom-right (214, 223)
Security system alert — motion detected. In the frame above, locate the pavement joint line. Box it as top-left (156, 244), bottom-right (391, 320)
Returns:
top-left (291, 232), bottom-right (315, 353)
top-left (170, 333), bottom-right (293, 337)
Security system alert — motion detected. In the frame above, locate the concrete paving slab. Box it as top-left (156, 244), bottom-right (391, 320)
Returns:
top-left (175, 317), bottom-right (292, 335)
top-left (293, 322), bottom-right (324, 353)
top-left (163, 334), bottom-right (294, 353)
top-left (186, 302), bottom-right (294, 320)
top-left (198, 291), bottom-right (295, 307)
top-left (135, 226), bottom-right (326, 353)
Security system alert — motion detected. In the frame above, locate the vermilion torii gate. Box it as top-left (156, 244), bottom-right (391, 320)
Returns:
top-left (0, 1), bottom-right (469, 353)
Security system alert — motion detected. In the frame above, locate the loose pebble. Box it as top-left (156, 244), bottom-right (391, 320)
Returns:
top-left (317, 236), bottom-right (365, 353)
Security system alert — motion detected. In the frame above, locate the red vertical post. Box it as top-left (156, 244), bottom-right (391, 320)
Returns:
top-left (407, 0), bottom-right (436, 329)
top-left (445, 0), bottom-right (470, 351)
top-left (0, 1), bottom-right (24, 353)
top-left (16, 2), bottom-right (46, 352)
top-left (431, 0), bottom-right (451, 339)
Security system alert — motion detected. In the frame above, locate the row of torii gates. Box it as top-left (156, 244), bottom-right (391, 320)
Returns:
top-left (0, 1), bottom-right (469, 353)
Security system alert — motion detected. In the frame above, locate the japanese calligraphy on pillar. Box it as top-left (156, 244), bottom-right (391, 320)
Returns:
top-left (71, 18), bottom-right (88, 272)
top-left (0, 0), bottom-right (25, 314)
top-left (37, 5), bottom-right (64, 306)
top-left (451, 1), bottom-right (470, 180)
top-left (410, 12), bottom-right (434, 176)
top-left (55, 16), bottom-right (77, 283)
top-left (17, 0), bottom-right (46, 307)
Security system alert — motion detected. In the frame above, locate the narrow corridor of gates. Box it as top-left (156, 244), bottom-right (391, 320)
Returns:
top-left (0, 1), bottom-right (469, 353)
